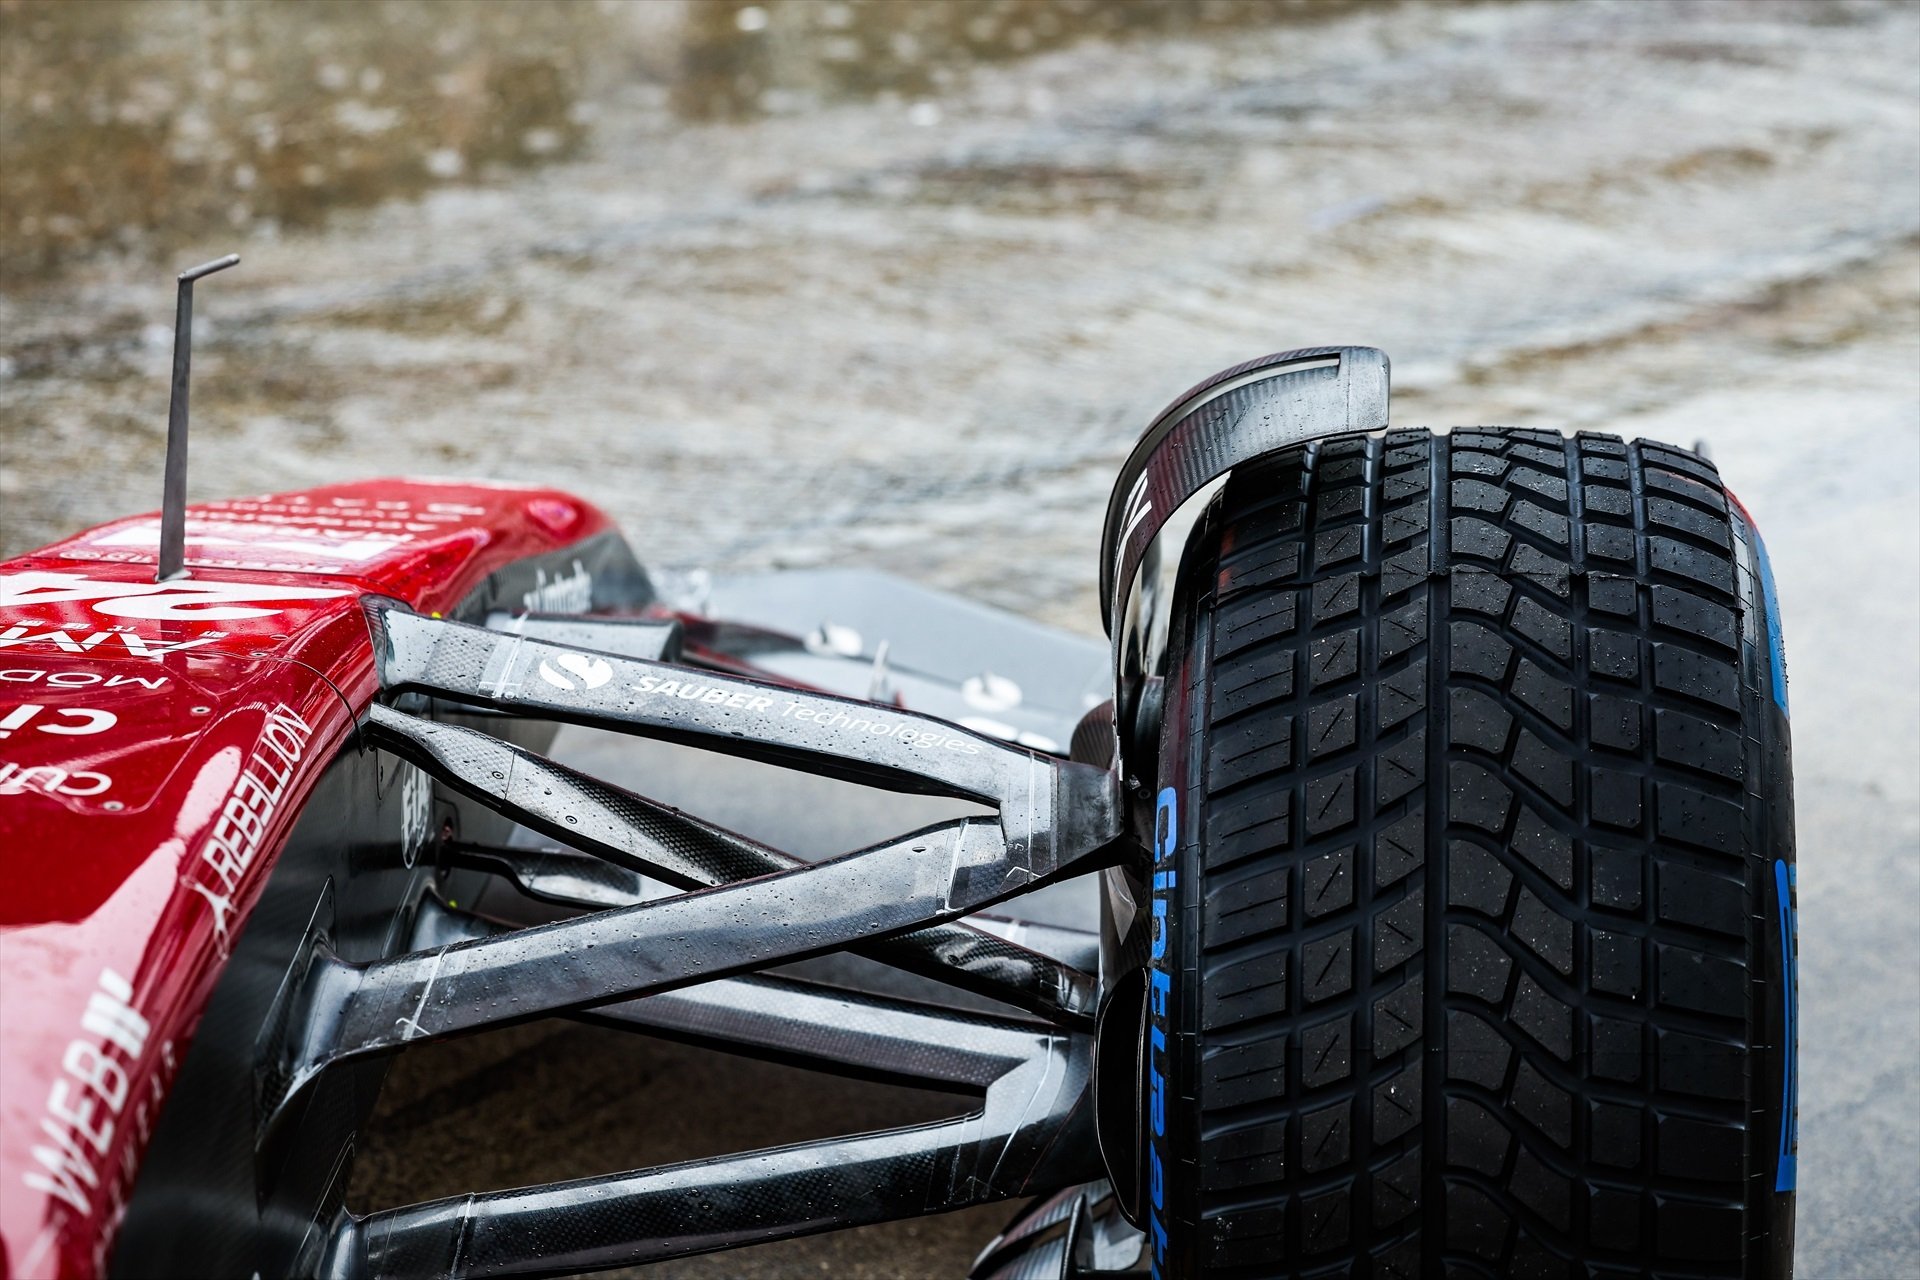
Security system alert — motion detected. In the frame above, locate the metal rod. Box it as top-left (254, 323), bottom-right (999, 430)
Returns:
top-left (157, 253), bottom-right (239, 582)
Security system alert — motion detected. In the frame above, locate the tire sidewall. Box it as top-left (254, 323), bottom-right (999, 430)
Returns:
top-left (1143, 514), bottom-right (1217, 1279)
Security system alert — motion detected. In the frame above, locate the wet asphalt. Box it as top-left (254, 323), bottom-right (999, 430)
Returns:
top-left (3, 1), bottom-right (1916, 1276)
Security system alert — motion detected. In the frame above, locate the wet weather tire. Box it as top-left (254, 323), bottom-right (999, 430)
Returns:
top-left (1144, 429), bottom-right (1796, 1278)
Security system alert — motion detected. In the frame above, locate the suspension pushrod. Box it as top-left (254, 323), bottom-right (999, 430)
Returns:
top-left (366, 600), bottom-right (1085, 804)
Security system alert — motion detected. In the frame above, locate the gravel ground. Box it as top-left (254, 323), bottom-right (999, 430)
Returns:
top-left (3, 1), bottom-right (1916, 1275)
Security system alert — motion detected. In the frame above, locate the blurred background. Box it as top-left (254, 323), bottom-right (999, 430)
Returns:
top-left (2, 1), bottom-right (1915, 1276)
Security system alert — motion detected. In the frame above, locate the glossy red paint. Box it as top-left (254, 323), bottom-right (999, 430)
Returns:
top-left (0, 479), bottom-right (614, 1279)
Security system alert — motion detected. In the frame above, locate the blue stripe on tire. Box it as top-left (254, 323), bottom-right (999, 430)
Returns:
top-left (1774, 858), bottom-right (1798, 1192)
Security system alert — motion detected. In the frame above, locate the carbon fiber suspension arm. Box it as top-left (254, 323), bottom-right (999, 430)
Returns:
top-left (324, 1041), bottom-right (1094, 1278)
top-left (366, 599), bottom-right (1081, 803)
top-left (406, 896), bottom-right (1043, 1095)
top-left (366, 705), bottom-right (1098, 1027)
top-left (317, 903), bottom-right (1099, 1277)
top-left (262, 605), bottom-right (1120, 1136)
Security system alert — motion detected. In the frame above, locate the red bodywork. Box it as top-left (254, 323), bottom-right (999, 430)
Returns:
top-left (0, 480), bottom-right (616, 1279)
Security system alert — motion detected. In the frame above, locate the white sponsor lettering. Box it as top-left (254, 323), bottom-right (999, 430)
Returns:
top-left (184, 881), bottom-right (238, 945)
top-left (1116, 469), bottom-right (1154, 583)
top-left (0, 763), bottom-right (113, 797)
top-left (399, 765), bottom-right (432, 868)
top-left (623, 674), bottom-right (983, 754)
top-left (201, 494), bottom-right (485, 520)
top-left (0, 571), bottom-right (348, 621)
top-left (0, 705), bottom-right (119, 739)
top-left (630, 674), bottom-right (775, 712)
top-left (0, 626), bottom-right (229, 658)
top-left (23, 969), bottom-right (150, 1217)
top-left (537, 652), bottom-right (611, 691)
top-left (91, 520), bottom-right (407, 564)
top-left (779, 701), bottom-right (983, 753)
top-left (520, 560), bottom-right (593, 614)
top-left (190, 704), bottom-right (313, 949)
top-left (0, 667), bottom-right (167, 688)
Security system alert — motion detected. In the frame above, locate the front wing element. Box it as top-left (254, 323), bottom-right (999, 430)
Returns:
top-left (1098, 346), bottom-right (1390, 745)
